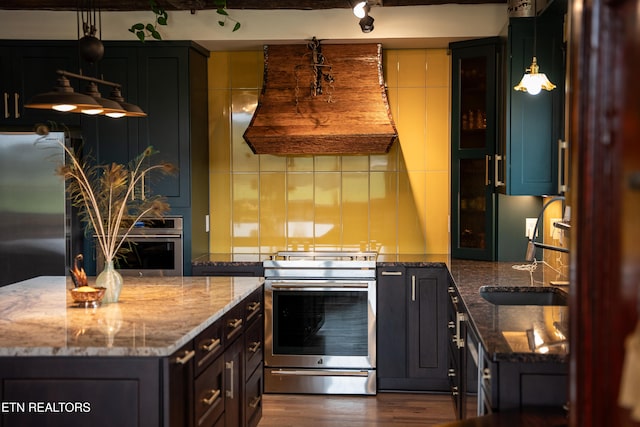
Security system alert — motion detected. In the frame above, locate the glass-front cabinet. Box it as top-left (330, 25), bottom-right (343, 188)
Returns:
top-left (450, 38), bottom-right (502, 260)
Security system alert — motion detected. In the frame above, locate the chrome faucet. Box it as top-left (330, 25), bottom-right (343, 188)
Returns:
top-left (525, 196), bottom-right (570, 262)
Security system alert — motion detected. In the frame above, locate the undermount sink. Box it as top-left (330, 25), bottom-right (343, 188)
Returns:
top-left (479, 286), bottom-right (568, 306)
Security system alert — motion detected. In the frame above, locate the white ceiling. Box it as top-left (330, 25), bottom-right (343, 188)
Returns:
top-left (0, 5), bottom-right (508, 50)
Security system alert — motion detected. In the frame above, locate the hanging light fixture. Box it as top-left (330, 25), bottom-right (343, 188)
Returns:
top-left (24, 0), bottom-right (145, 118)
top-left (24, 75), bottom-right (103, 113)
top-left (513, 0), bottom-right (556, 95)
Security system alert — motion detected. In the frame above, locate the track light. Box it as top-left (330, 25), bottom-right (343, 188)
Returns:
top-left (359, 15), bottom-right (375, 33)
top-left (353, 1), bottom-right (368, 18)
top-left (353, 1), bottom-right (375, 33)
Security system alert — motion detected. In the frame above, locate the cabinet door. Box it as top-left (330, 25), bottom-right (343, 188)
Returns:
top-left (377, 266), bottom-right (407, 386)
top-left (506, 9), bottom-right (565, 196)
top-left (224, 337), bottom-right (244, 427)
top-left (450, 39), bottom-right (501, 261)
top-left (406, 268), bottom-right (448, 390)
top-left (168, 341), bottom-right (196, 427)
top-left (195, 356), bottom-right (224, 427)
top-left (136, 46), bottom-right (191, 208)
top-left (0, 43), bottom-right (80, 127)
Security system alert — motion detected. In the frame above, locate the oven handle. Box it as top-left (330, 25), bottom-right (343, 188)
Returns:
top-left (269, 282), bottom-right (370, 291)
top-left (271, 369), bottom-right (370, 377)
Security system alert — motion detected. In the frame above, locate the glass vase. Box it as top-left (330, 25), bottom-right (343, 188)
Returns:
top-left (96, 260), bottom-right (123, 304)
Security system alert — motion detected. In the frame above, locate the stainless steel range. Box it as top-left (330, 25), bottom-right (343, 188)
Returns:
top-left (263, 251), bottom-right (377, 395)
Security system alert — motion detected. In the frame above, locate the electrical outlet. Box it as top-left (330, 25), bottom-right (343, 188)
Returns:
top-left (525, 218), bottom-right (537, 239)
top-left (550, 218), bottom-right (562, 238)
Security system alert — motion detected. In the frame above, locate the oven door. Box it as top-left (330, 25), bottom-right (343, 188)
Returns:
top-left (265, 279), bottom-right (376, 369)
top-left (97, 235), bottom-right (183, 276)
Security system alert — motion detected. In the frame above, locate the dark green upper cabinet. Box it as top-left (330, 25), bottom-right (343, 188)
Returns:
top-left (0, 41), bottom-right (81, 128)
top-left (504, 4), bottom-right (566, 195)
top-left (450, 38), bottom-right (502, 261)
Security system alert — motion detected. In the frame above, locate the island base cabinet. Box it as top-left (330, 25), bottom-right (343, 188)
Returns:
top-left (244, 364), bottom-right (263, 427)
top-left (0, 357), bottom-right (161, 427)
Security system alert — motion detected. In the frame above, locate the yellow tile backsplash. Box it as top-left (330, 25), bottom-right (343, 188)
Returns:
top-left (208, 49), bottom-right (451, 254)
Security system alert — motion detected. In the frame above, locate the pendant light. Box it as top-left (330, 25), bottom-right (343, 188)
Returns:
top-left (513, 0), bottom-right (556, 95)
top-left (24, 0), bottom-right (145, 118)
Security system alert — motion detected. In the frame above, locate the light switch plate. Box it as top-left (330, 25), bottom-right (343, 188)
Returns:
top-left (525, 218), bottom-right (537, 239)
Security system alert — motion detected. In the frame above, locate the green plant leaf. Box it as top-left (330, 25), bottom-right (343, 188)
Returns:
top-left (131, 23), bottom-right (145, 31)
top-left (145, 23), bottom-right (155, 32)
top-left (233, 22), bottom-right (241, 32)
top-left (158, 16), bottom-right (167, 26)
top-left (151, 30), bottom-right (162, 40)
top-left (136, 31), bottom-right (145, 41)
top-left (217, 8), bottom-right (229, 16)
top-left (218, 21), bottom-right (225, 27)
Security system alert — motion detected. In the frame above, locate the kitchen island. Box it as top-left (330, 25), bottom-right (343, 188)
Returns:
top-left (0, 275), bottom-right (264, 427)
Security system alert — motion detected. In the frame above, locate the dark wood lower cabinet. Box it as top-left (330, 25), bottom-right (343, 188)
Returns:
top-left (0, 287), bottom-right (264, 427)
top-left (377, 266), bottom-right (449, 392)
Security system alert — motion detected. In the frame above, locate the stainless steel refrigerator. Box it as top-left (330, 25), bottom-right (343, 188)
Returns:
top-left (0, 131), bottom-right (68, 286)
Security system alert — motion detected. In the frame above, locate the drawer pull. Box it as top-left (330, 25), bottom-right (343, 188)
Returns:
top-left (381, 271), bottom-right (403, 276)
top-left (248, 341), bottom-right (261, 353)
top-left (448, 368), bottom-right (456, 377)
top-left (202, 389), bottom-right (221, 406)
top-left (201, 338), bottom-right (221, 353)
top-left (174, 349), bottom-right (195, 365)
top-left (228, 318), bottom-right (242, 329)
top-left (249, 395), bottom-right (262, 409)
top-left (4, 93), bottom-right (9, 118)
top-left (247, 301), bottom-right (261, 312)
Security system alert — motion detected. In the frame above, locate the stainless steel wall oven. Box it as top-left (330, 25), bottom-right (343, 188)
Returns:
top-left (263, 251), bottom-right (377, 395)
top-left (96, 216), bottom-right (183, 276)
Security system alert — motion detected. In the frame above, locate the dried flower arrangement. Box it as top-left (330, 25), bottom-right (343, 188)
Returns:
top-left (56, 144), bottom-right (176, 267)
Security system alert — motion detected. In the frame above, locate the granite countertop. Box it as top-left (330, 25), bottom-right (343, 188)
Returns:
top-left (193, 253), bottom-right (569, 364)
top-left (447, 259), bottom-right (569, 363)
top-left (0, 275), bottom-right (263, 358)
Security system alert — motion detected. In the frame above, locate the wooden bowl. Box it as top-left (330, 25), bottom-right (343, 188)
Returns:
top-left (69, 286), bottom-right (106, 305)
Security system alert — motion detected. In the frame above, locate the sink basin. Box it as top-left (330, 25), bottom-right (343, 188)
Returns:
top-left (479, 286), bottom-right (568, 306)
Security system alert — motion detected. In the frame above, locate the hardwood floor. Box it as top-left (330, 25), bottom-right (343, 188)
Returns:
top-left (258, 392), bottom-right (457, 427)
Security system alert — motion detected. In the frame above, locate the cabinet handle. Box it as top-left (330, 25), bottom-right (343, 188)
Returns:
top-left (381, 271), bottom-right (403, 276)
top-left (225, 360), bottom-right (235, 398)
top-left (201, 337), bottom-right (221, 353)
top-left (247, 301), bottom-right (261, 312)
top-left (3, 93), bottom-right (8, 119)
top-left (246, 301), bottom-right (261, 321)
top-left (485, 154), bottom-right (491, 186)
top-left (494, 154), bottom-right (504, 187)
top-left (202, 389), bottom-right (221, 406)
top-left (174, 349), bottom-right (195, 365)
top-left (228, 318), bottom-right (242, 329)
top-left (411, 275), bottom-right (416, 302)
top-left (448, 321), bottom-right (456, 330)
top-left (248, 341), bottom-right (261, 353)
top-left (558, 139), bottom-right (568, 193)
top-left (249, 395), bottom-right (262, 409)
top-left (452, 386), bottom-right (459, 396)
top-left (448, 368), bottom-right (456, 378)
top-left (482, 368), bottom-right (491, 381)
top-left (14, 93), bottom-right (19, 118)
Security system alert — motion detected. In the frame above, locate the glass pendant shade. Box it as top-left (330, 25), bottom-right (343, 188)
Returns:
top-left (514, 56), bottom-right (556, 95)
top-left (25, 75), bottom-right (102, 112)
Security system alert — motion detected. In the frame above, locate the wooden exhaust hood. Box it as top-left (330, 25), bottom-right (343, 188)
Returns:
top-left (243, 41), bottom-right (398, 155)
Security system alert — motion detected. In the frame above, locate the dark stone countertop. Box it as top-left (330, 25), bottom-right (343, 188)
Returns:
top-left (192, 253), bottom-right (569, 364)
